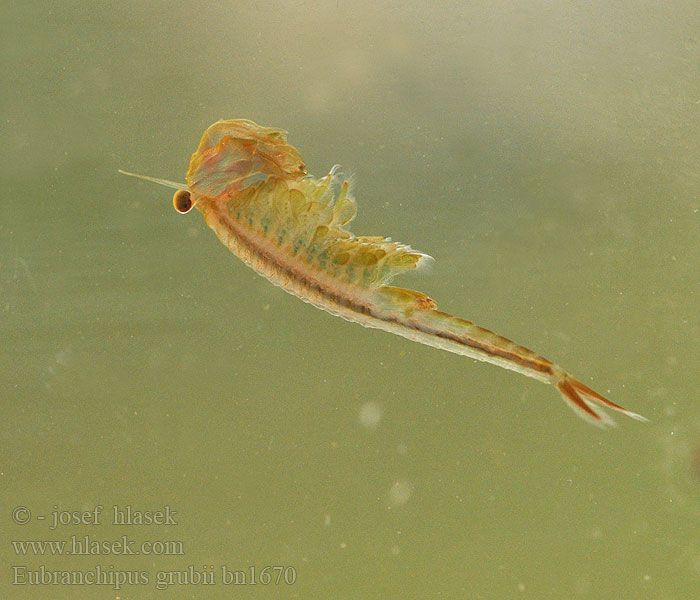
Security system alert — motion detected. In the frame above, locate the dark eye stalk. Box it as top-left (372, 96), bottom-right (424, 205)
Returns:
top-left (173, 189), bottom-right (193, 214)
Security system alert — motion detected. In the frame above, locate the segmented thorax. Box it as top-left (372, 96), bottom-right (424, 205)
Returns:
top-left (186, 119), bottom-right (430, 289)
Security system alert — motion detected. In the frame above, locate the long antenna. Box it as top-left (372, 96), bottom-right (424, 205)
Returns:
top-left (118, 169), bottom-right (187, 190)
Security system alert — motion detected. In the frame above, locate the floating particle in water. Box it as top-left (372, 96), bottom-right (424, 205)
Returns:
top-left (358, 402), bottom-right (383, 430)
top-left (43, 345), bottom-right (74, 390)
top-left (654, 413), bottom-right (700, 576)
top-left (690, 444), bottom-right (700, 481)
top-left (388, 480), bottom-right (413, 507)
top-left (656, 419), bottom-right (700, 516)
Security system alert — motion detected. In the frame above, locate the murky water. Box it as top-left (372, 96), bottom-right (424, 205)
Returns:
top-left (3, 2), bottom-right (699, 598)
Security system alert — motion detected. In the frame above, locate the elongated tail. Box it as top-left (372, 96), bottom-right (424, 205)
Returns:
top-left (556, 375), bottom-right (649, 427)
top-left (371, 287), bottom-right (648, 427)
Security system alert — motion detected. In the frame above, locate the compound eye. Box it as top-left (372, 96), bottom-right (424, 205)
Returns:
top-left (173, 189), bottom-right (193, 214)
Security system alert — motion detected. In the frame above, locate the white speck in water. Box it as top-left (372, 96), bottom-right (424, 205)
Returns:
top-left (388, 480), bottom-right (413, 507)
top-left (359, 402), bottom-right (383, 429)
top-left (55, 346), bottom-right (73, 367)
top-left (574, 577), bottom-right (592, 594)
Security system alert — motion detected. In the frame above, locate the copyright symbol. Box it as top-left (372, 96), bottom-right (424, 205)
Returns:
top-left (12, 506), bottom-right (31, 524)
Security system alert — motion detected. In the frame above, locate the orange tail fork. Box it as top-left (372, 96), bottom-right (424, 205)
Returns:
top-left (556, 375), bottom-right (648, 427)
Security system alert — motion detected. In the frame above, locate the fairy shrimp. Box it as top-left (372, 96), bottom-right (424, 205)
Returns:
top-left (121, 119), bottom-right (647, 427)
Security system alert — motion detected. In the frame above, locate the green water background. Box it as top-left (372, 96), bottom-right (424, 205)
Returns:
top-left (2, 1), bottom-right (699, 598)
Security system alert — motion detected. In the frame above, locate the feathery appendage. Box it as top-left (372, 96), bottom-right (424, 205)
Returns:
top-left (186, 120), bottom-right (432, 289)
